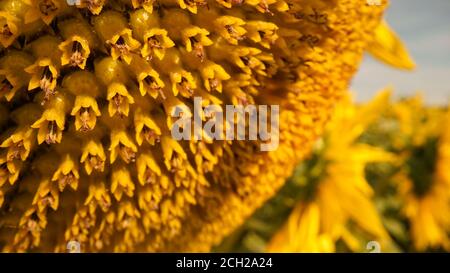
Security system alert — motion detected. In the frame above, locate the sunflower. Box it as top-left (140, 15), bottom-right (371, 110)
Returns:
top-left (351, 93), bottom-right (450, 252)
top-left (213, 19), bottom-right (422, 251)
top-left (264, 90), bottom-right (394, 252)
top-left (0, 0), bottom-right (388, 252)
top-left (391, 98), bottom-right (450, 251)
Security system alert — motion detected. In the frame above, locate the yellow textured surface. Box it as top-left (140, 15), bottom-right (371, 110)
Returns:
top-left (0, 0), bottom-right (386, 252)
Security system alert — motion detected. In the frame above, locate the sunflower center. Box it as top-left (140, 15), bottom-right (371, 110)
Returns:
top-left (1, 77), bottom-right (13, 94)
top-left (99, 195), bottom-right (111, 211)
top-left (144, 168), bottom-right (156, 184)
top-left (111, 93), bottom-right (128, 117)
top-left (143, 126), bottom-right (160, 144)
top-left (178, 77), bottom-right (194, 97)
top-left (0, 163), bottom-right (7, 178)
top-left (45, 121), bottom-right (58, 144)
top-left (40, 66), bottom-right (56, 102)
top-left (230, 0), bottom-right (243, 5)
top-left (240, 56), bottom-right (250, 66)
top-left (208, 78), bottom-right (219, 91)
top-left (258, 1), bottom-right (273, 15)
top-left (296, 151), bottom-right (328, 201)
top-left (119, 144), bottom-right (136, 164)
top-left (88, 155), bottom-right (104, 171)
top-left (70, 40), bottom-right (84, 67)
top-left (170, 155), bottom-right (183, 173)
top-left (58, 172), bottom-right (76, 191)
top-left (81, 217), bottom-right (93, 229)
top-left (79, 107), bottom-right (94, 132)
top-left (225, 25), bottom-right (244, 41)
top-left (113, 36), bottom-right (130, 55)
top-left (88, 0), bottom-right (102, 6)
top-left (26, 218), bottom-right (40, 232)
top-left (1, 24), bottom-right (13, 38)
top-left (185, 0), bottom-right (208, 8)
top-left (300, 34), bottom-right (320, 48)
top-left (40, 194), bottom-right (55, 208)
top-left (307, 8), bottom-right (329, 26)
top-left (406, 138), bottom-right (439, 197)
top-left (189, 36), bottom-right (205, 61)
top-left (147, 36), bottom-right (162, 49)
top-left (236, 95), bottom-right (249, 106)
top-left (7, 141), bottom-right (25, 161)
top-left (143, 75), bottom-right (164, 98)
top-left (39, 0), bottom-right (58, 16)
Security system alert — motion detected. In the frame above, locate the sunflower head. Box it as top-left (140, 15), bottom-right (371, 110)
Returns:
top-left (0, 0), bottom-right (389, 252)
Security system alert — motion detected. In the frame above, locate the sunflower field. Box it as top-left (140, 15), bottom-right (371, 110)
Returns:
top-left (216, 90), bottom-right (450, 253)
top-left (0, 0), bottom-right (448, 253)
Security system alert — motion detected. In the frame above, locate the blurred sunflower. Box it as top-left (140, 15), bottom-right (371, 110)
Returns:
top-left (391, 98), bottom-right (450, 251)
top-left (354, 93), bottom-right (450, 252)
top-left (265, 90), bottom-right (394, 252)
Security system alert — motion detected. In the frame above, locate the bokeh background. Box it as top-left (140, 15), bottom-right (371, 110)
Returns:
top-left (353, 0), bottom-right (450, 105)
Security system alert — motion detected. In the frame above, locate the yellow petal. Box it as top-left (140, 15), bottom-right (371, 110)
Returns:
top-left (367, 20), bottom-right (415, 70)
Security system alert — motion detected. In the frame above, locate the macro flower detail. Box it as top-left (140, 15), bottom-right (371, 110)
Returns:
top-left (129, 9), bottom-right (175, 60)
top-left (0, 0), bottom-right (389, 252)
top-left (1, 52), bottom-right (32, 101)
top-left (77, 0), bottom-right (106, 15)
top-left (58, 18), bottom-right (99, 68)
top-left (80, 139), bottom-right (106, 174)
top-left (127, 55), bottom-right (166, 98)
top-left (111, 166), bottom-right (135, 201)
top-left (131, 0), bottom-right (156, 14)
top-left (134, 107), bottom-right (162, 145)
top-left (0, 11), bottom-right (20, 48)
top-left (31, 94), bottom-right (67, 144)
top-left (25, 59), bottom-right (59, 102)
top-left (51, 154), bottom-right (80, 192)
top-left (94, 11), bottom-right (141, 64)
top-left (23, 0), bottom-right (66, 25)
top-left (107, 83), bottom-right (136, 118)
top-left (1, 128), bottom-right (35, 161)
top-left (71, 95), bottom-right (101, 132)
top-left (59, 36), bottom-right (91, 69)
top-left (214, 16), bottom-right (246, 45)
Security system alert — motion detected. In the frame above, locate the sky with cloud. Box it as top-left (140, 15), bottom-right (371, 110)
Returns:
top-left (351, 0), bottom-right (450, 105)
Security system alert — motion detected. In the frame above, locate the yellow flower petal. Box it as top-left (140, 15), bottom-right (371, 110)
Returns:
top-left (367, 20), bottom-right (415, 70)
top-left (80, 140), bottom-right (106, 174)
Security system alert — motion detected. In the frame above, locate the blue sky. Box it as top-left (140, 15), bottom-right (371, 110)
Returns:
top-left (351, 0), bottom-right (450, 105)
